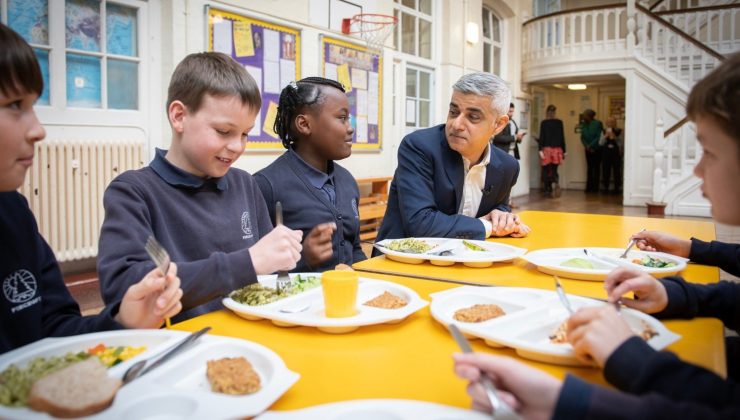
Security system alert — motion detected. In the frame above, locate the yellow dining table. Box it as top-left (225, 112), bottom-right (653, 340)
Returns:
top-left (354, 211), bottom-right (720, 289)
top-left (172, 211), bottom-right (725, 412)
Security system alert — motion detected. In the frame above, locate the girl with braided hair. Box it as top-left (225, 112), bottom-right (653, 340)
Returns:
top-left (254, 77), bottom-right (367, 271)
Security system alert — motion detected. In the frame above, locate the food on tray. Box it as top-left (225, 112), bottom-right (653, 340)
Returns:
top-left (453, 304), bottom-right (506, 323)
top-left (230, 274), bottom-right (321, 306)
top-left (549, 320), bottom-right (660, 344)
top-left (549, 321), bottom-right (569, 344)
top-left (385, 238), bottom-right (432, 254)
top-left (0, 351), bottom-right (90, 407)
top-left (86, 344), bottom-right (146, 367)
top-left (206, 357), bottom-right (261, 395)
top-left (334, 263), bottom-right (354, 271)
top-left (631, 255), bottom-right (677, 268)
top-left (363, 291), bottom-right (408, 309)
top-left (27, 358), bottom-right (121, 418)
top-left (462, 240), bottom-right (486, 252)
top-left (560, 258), bottom-right (595, 269)
top-left (639, 320), bottom-right (659, 340)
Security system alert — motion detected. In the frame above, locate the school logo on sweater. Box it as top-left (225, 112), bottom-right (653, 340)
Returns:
top-left (3, 269), bottom-right (41, 313)
top-left (241, 211), bottom-right (253, 239)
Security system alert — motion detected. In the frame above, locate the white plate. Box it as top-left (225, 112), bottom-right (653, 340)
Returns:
top-left (430, 286), bottom-right (681, 366)
top-left (223, 275), bottom-right (429, 334)
top-left (374, 238), bottom-right (527, 268)
top-left (0, 329), bottom-right (299, 419)
top-left (521, 247), bottom-right (688, 281)
top-left (256, 399), bottom-right (490, 420)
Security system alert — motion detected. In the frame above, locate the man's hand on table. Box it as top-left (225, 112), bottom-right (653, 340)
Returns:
top-left (481, 210), bottom-right (531, 238)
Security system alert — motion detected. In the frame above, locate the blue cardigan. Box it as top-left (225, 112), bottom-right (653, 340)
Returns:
top-left (376, 124), bottom-right (519, 243)
top-left (0, 192), bottom-right (121, 353)
top-left (553, 238), bottom-right (740, 419)
top-left (254, 150), bottom-right (366, 272)
top-left (97, 149), bottom-right (273, 322)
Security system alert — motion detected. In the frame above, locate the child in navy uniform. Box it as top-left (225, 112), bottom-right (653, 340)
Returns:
top-left (97, 53), bottom-right (303, 322)
top-left (254, 78), bottom-right (366, 272)
top-left (453, 53), bottom-right (740, 419)
top-left (0, 23), bottom-right (182, 354)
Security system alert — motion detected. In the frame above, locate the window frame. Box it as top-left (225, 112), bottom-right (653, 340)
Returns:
top-left (482, 5), bottom-right (505, 78)
top-left (1, 0), bottom-right (149, 128)
top-left (393, 0), bottom-right (433, 61)
top-left (403, 63), bottom-right (434, 135)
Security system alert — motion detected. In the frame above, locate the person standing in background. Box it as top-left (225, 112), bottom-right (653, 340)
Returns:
top-left (492, 103), bottom-right (525, 207)
top-left (580, 109), bottom-right (603, 193)
top-left (491, 102), bottom-right (525, 160)
top-left (600, 117), bottom-right (623, 194)
top-left (538, 104), bottom-right (566, 198)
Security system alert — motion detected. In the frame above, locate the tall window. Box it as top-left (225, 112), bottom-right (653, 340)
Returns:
top-left (3, 0), bottom-right (142, 110)
top-left (393, 0), bottom-right (432, 59)
top-left (482, 7), bottom-right (502, 76)
top-left (405, 66), bottom-right (432, 134)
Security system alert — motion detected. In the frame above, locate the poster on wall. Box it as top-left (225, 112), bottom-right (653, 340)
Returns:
top-left (207, 8), bottom-right (301, 150)
top-left (320, 36), bottom-right (382, 151)
top-left (608, 96), bottom-right (625, 120)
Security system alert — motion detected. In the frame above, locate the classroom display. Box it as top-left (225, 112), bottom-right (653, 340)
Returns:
top-left (321, 36), bottom-right (383, 150)
top-left (207, 8), bottom-right (301, 149)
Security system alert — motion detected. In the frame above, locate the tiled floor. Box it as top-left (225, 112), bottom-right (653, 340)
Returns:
top-left (72, 189), bottom-right (738, 315)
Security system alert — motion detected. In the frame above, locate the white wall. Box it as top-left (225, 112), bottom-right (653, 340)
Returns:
top-left (623, 67), bottom-right (688, 206)
top-left (156, 0), bottom-right (399, 179)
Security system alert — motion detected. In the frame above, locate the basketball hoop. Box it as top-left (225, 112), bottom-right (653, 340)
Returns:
top-left (341, 13), bottom-right (398, 54)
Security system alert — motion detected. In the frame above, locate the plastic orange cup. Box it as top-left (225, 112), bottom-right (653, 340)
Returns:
top-left (321, 270), bottom-right (358, 318)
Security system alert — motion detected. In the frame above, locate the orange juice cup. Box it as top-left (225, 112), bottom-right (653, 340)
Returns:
top-left (322, 270), bottom-right (358, 318)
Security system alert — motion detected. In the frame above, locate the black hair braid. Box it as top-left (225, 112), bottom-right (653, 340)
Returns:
top-left (273, 77), bottom-right (346, 149)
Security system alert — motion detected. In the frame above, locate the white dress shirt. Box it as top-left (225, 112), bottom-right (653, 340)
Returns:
top-left (458, 145), bottom-right (493, 237)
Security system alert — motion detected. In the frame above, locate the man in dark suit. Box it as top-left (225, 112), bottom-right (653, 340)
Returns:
top-left (492, 102), bottom-right (526, 159)
top-left (375, 73), bottom-right (530, 246)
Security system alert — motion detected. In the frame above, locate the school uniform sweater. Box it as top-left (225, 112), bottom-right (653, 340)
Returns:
top-left (553, 239), bottom-right (740, 419)
top-left (0, 192), bottom-right (121, 354)
top-left (254, 149), bottom-right (366, 272)
top-left (97, 149), bottom-right (273, 322)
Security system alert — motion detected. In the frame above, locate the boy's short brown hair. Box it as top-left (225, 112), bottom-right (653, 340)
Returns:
top-left (166, 52), bottom-right (261, 114)
top-left (0, 23), bottom-right (43, 98)
top-left (687, 53), bottom-right (740, 143)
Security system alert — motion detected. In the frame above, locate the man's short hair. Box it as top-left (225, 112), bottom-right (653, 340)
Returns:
top-left (686, 52), bottom-right (740, 144)
top-left (584, 109), bottom-right (596, 118)
top-left (546, 104), bottom-right (557, 112)
top-left (166, 52), bottom-right (261, 114)
top-left (452, 72), bottom-right (511, 117)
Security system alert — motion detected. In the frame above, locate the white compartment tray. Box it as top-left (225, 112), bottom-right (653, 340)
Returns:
top-left (430, 286), bottom-right (680, 366)
top-left (223, 276), bottom-right (429, 333)
top-left (0, 329), bottom-right (299, 419)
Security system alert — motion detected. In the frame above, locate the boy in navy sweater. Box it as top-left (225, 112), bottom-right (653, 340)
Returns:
top-left (254, 78), bottom-right (366, 272)
top-left (97, 53), bottom-right (303, 322)
top-left (0, 23), bottom-right (182, 354)
top-left (454, 53), bottom-right (740, 419)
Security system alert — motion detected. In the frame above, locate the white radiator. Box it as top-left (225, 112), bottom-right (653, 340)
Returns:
top-left (18, 139), bottom-right (146, 262)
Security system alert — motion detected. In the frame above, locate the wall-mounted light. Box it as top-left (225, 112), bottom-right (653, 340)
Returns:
top-left (568, 83), bottom-right (587, 90)
top-left (466, 22), bottom-right (479, 44)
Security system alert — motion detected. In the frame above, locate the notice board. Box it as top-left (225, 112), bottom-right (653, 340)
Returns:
top-left (207, 8), bottom-right (301, 149)
top-left (320, 36), bottom-right (382, 150)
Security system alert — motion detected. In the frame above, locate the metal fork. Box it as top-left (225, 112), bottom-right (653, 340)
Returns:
top-left (144, 235), bottom-right (172, 327)
top-left (449, 324), bottom-right (521, 420)
top-left (553, 276), bottom-right (574, 315)
top-left (620, 228), bottom-right (646, 259)
top-left (145, 236), bottom-right (171, 276)
top-left (275, 201), bottom-right (291, 295)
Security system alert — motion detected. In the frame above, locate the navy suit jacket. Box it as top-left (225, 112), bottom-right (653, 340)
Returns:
top-left (376, 124), bottom-right (519, 246)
